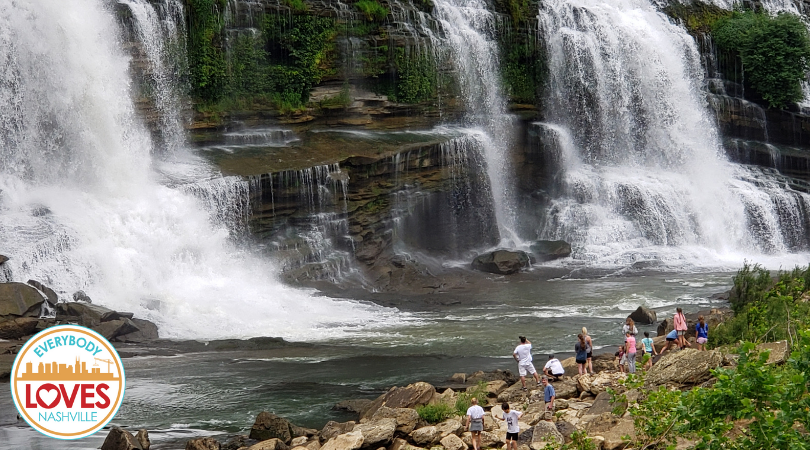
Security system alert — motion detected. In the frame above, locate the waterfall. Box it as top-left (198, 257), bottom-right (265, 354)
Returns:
top-left (537, 0), bottom-right (810, 266)
top-left (0, 0), bottom-right (403, 339)
top-left (120, 0), bottom-right (188, 151)
top-left (426, 0), bottom-right (519, 244)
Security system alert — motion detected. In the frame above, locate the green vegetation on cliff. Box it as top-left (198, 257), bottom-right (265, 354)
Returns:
top-left (187, 0), bottom-right (228, 101)
top-left (354, 0), bottom-right (389, 22)
top-left (712, 10), bottom-right (810, 109)
top-left (499, 30), bottom-right (545, 104)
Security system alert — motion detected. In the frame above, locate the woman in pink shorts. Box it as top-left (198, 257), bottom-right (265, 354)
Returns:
top-left (695, 315), bottom-right (709, 350)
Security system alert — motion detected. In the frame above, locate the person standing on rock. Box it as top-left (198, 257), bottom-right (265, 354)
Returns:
top-left (513, 336), bottom-right (540, 389)
top-left (497, 402), bottom-right (523, 450)
top-left (641, 331), bottom-right (657, 370)
top-left (674, 307), bottom-right (688, 349)
top-left (582, 327), bottom-right (594, 374)
top-left (575, 334), bottom-right (588, 375)
top-left (466, 397), bottom-right (485, 450)
top-left (625, 331), bottom-right (637, 374)
top-left (696, 315), bottom-right (709, 351)
top-left (623, 317), bottom-right (638, 336)
top-left (541, 376), bottom-right (555, 420)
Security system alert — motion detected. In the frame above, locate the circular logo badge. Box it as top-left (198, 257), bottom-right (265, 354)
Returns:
top-left (10, 325), bottom-right (126, 439)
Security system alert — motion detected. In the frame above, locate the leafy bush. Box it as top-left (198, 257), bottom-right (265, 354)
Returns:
top-left (713, 264), bottom-right (810, 347)
top-left (712, 10), bottom-right (810, 108)
top-left (416, 403), bottom-right (455, 424)
top-left (630, 335), bottom-right (810, 449)
top-left (187, 0), bottom-right (228, 102)
top-left (454, 382), bottom-right (489, 416)
top-left (354, 0), bottom-right (389, 22)
top-left (392, 48), bottom-right (436, 104)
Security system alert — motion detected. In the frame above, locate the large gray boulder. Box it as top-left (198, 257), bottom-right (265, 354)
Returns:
top-left (529, 240), bottom-right (572, 262)
top-left (628, 306), bottom-right (657, 324)
top-left (645, 349), bottom-right (723, 386)
top-left (756, 340), bottom-right (790, 365)
top-left (185, 437), bottom-right (220, 450)
top-left (114, 318), bottom-right (160, 342)
top-left (26, 280), bottom-right (58, 305)
top-left (440, 434), bottom-right (467, 450)
top-left (56, 302), bottom-right (116, 327)
top-left (354, 418), bottom-right (397, 448)
top-left (530, 422), bottom-right (563, 449)
top-left (101, 427), bottom-right (143, 450)
top-left (320, 431), bottom-right (363, 450)
top-left (361, 382), bottom-right (435, 420)
top-left (135, 429), bottom-right (151, 450)
top-left (93, 318), bottom-right (140, 341)
top-left (370, 406), bottom-right (419, 434)
top-left (410, 426), bottom-right (441, 446)
top-left (471, 250), bottom-right (530, 275)
top-left (250, 412), bottom-right (295, 443)
top-left (320, 421), bottom-right (355, 442)
top-left (0, 317), bottom-right (40, 339)
top-left (0, 282), bottom-right (45, 317)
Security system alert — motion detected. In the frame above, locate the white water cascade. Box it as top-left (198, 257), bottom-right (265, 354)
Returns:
top-left (428, 0), bottom-right (520, 244)
top-left (537, 0), bottom-right (810, 266)
top-left (0, 0), bottom-right (406, 340)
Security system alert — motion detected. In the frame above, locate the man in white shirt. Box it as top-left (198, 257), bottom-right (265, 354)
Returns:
top-left (465, 397), bottom-right (485, 450)
top-left (513, 336), bottom-right (540, 390)
top-left (543, 354), bottom-right (565, 380)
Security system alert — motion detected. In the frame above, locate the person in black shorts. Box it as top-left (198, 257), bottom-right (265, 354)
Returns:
top-left (497, 402), bottom-right (522, 450)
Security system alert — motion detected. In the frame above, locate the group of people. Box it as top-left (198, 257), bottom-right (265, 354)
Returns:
top-left (615, 308), bottom-right (711, 373)
top-left (481, 312), bottom-right (709, 450)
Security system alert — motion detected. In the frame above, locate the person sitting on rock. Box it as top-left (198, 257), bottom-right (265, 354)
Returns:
top-left (497, 402), bottom-right (523, 450)
top-left (543, 354), bottom-right (565, 380)
top-left (465, 397), bottom-right (485, 450)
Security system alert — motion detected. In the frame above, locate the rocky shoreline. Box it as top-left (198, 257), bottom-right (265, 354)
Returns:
top-left (97, 333), bottom-right (791, 450)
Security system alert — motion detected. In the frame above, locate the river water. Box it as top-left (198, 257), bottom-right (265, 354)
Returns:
top-left (1, 269), bottom-right (737, 449)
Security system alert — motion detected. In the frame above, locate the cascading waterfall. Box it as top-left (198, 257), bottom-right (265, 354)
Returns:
top-left (537, 0), bottom-right (810, 265)
top-left (120, 0), bottom-right (188, 151)
top-left (426, 0), bottom-right (519, 244)
top-left (0, 0), bottom-right (405, 339)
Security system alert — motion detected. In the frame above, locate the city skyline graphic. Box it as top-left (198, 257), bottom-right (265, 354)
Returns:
top-left (18, 357), bottom-right (120, 381)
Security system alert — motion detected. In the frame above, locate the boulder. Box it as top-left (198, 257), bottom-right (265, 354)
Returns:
top-left (334, 399), bottom-right (373, 415)
top-left (0, 255), bottom-right (7, 265)
top-left (291, 437), bottom-right (308, 447)
top-left (587, 392), bottom-right (623, 416)
top-left (410, 426), bottom-right (441, 446)
top-left (461, 431), bottom-right (501, 448)
top-left (248, 439), bottom-right (289, 450)
top-left (483, 412), bottom-right (497, 432)
top-left (497, 381), bottom-right (531, 403)
top-left (0, 317), bottom-right (40, 339)
top-left (73, 290), bottom-right (92, 303)
top-left (440, 434), bottom-right (468, 450)
top-left (466, 369), bottom-right (516, 385)
top-left (185, 437), bottom-right (220, 450)
top-left (135, 429), bottom-right (151, 450)
top-left (560, 357), bottom-right (580, 377)
top-left (101, 427), bottom-right (143, 450)
top-left (471, 250), bottom-right (530, 275)
top-left (370, 406), bottom-right (419, 433)
top-left (555, 421), bottom-right (578, 443)
top-left (320, 431), bottom-right (364, 450)
top-left (0, 282), bottom-right (45, 317)
top-left (26, 280), bottom-right (58, 305)
top-left (529, 422), bottom-right (563, 449)
top-left (222, 435), bottom-right (252, 450)
top-left (529, 240), bottom-right (572, 262)
top-left (114, 318), bottom-right (160, 342)
top-left (756, 340), bottom-right (790, 365)
top-left (645, 349), bottom-right (723, 386)
top-left (93, 318), bottom-right (140, 341)
top-left (250, 412), bottom-right (294, 443)
top-left (483, 380), bottom-right (508, 396)
top-left (577, 372), bottom-right (625, 396)
top-left (321, 422), bottom-right (356, 442)
top-left (56, 302), bottom-right (115, 327)
top-left (594, 418), bottom-right (634, 450)
top-left (449, 373), bottom-right (466, 384)
top-left (628, 306), bottom-right (657, 324)
top-left (552, 379), bottom-right (578, 400)
top-left (361, 382), bottom-right (435, 420)
top-left (354, 418), bottom-right (397, 447)
top-left (435, 419), bottom-right (463, 437)
top-left (387, 438), bottom-right (410, 450)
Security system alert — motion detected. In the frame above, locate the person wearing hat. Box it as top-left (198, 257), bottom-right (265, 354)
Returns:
top-left (543, 354), bottom-right (565, 380)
